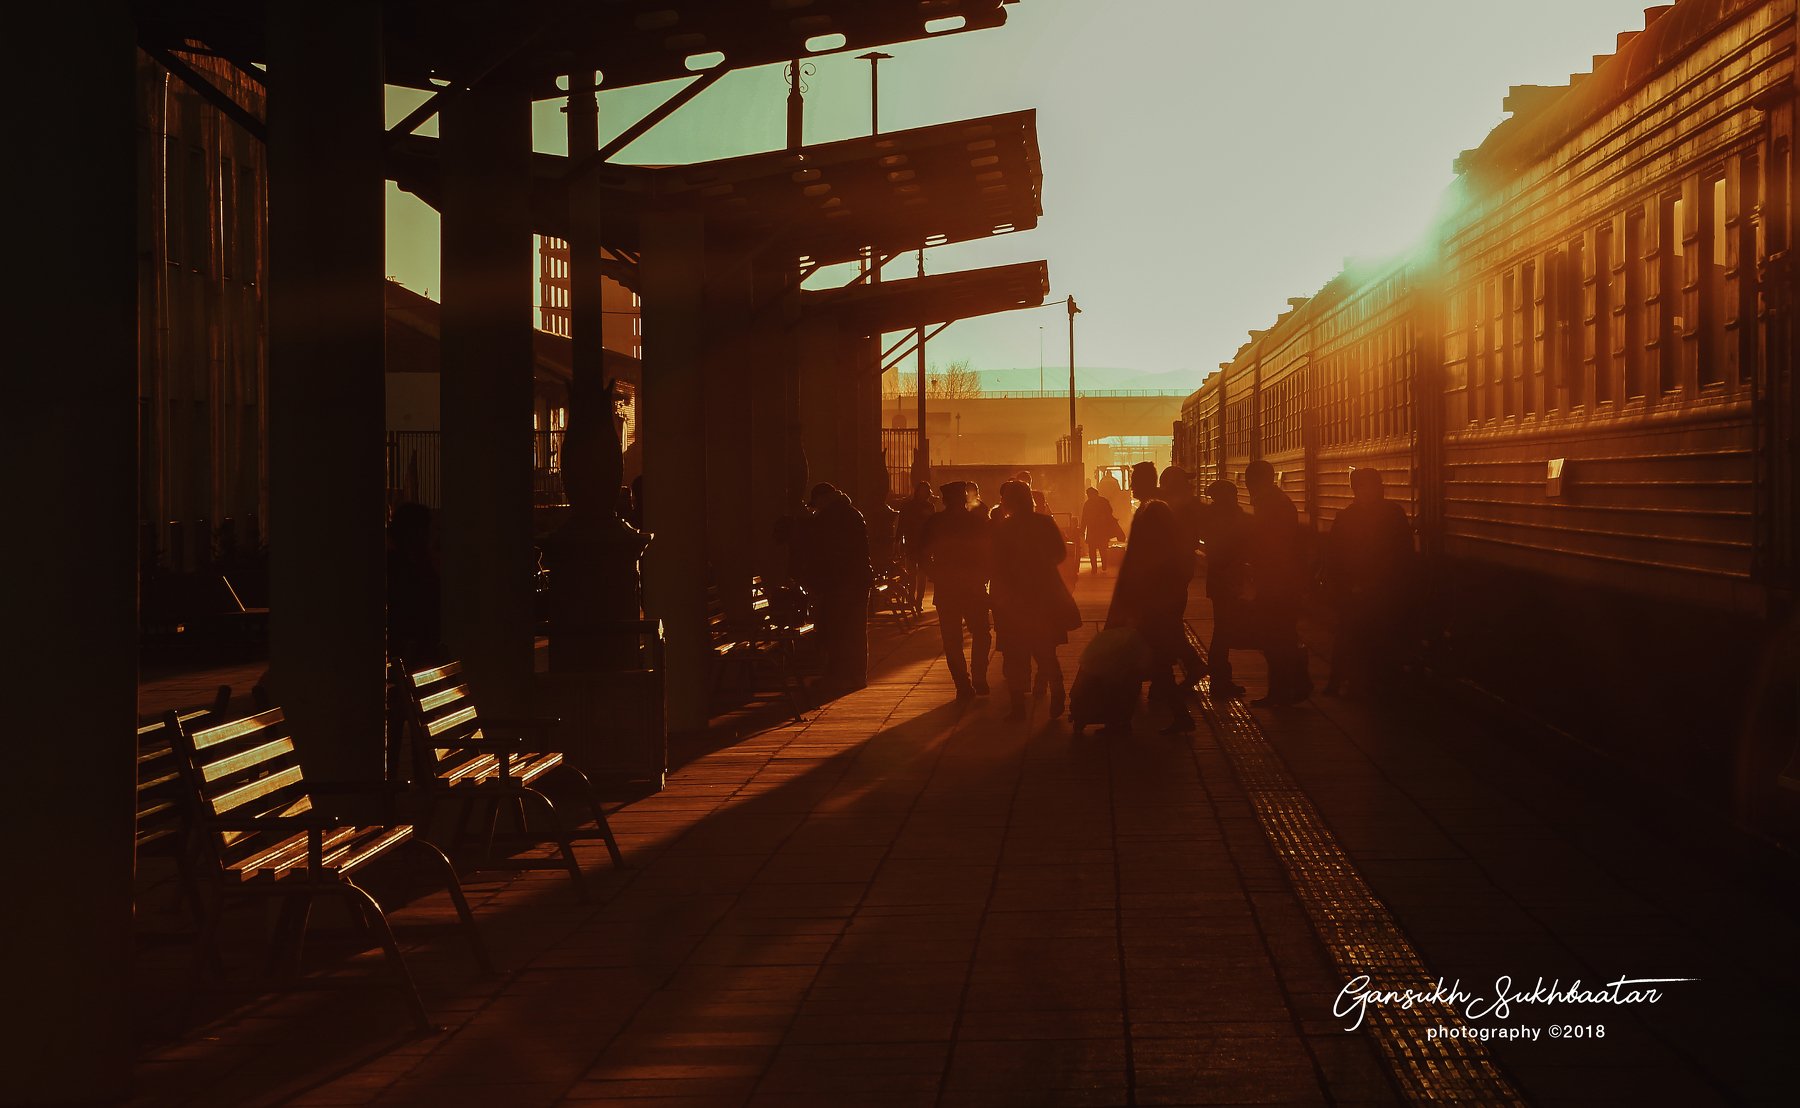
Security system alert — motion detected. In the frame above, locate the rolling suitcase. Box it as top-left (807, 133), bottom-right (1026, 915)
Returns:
top-left (1069, 626), bottom-right (1151, 734)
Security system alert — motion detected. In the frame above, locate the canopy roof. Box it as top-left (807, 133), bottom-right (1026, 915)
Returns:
top-left (806, 260), bottom-right (1050, 335)
top-left (390, 109), bottom-right (1042, 266)
top-left (138, 0), bottom-right (1016, 95)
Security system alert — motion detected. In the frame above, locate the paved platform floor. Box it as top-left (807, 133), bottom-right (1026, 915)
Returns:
top-left (132, 566), bottom-right (1799, 1106)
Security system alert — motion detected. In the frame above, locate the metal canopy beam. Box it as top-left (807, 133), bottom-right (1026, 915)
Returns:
top-left (136, 0), bottom-right (1018, 97)
top-left (810, 259), bottom-right (1050, 336)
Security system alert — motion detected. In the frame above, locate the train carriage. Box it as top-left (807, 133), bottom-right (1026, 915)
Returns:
top-left (1437, 0), bottom-right (1792, 617)
top-left (1256, 298), bottom-right (1321, 527)
top-left (1177, 372), bottom-right (1223, 487)
top-left (1308, 259), bottom-right (1427, 534)
top-left (1175, 0), bottom-right (1797, 843)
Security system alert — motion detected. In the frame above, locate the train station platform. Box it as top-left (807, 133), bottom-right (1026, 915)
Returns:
top-left (132, 567), bottom-right (1800, 1106)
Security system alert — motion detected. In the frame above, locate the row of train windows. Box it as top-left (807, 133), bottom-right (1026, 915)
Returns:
top-left (1453, 151), bottom-right (1786, 421)
top-left (1317, 327), bottom-right (1411, 447)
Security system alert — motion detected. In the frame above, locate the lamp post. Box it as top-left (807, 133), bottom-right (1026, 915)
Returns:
top-left (1067, 296), bottom-right (1081, 468)
top-left (856, 50), bottom-right (893, 135)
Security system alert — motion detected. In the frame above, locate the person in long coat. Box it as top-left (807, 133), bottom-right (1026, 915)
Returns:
top-left (1105, 499), bottom-right (1196, 733)
top-left (990, 480), bottom-right (1077, 719)
top-left (1323, 467), bottom-right (1415, 697)
top-left (798, 483), bottom-right (872, 694)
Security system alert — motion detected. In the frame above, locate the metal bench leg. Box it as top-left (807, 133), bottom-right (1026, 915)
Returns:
top-left (338, 882), bottom-right (432, 1032)
top-left (264, 891), bottom-right (314, 982)
top-left (558, 764), bottom-right (626, 868)
top-left (410, 838), bottom-right (494, 974)
top-left (523, 788), bottom-right (590, 901)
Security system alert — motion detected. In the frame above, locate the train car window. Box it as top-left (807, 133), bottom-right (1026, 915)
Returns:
top-left (1626, 209), bottom-right (1647, 399)
top-left (1526, 262), bottom-right (1540, 417)
top-left (1659, 193), bottom-right (1683, 394)
top-left (1701, 173), bottom-right (1728, 388)
top-left (1595, 224), bottom-right (1615, 405)
top-left (1772, 142), bottom-right (1790, 256)
top-left (1501, 271), bottom-right (1517, 420)
top-left (1565, 236), bottom-right (1586, 409)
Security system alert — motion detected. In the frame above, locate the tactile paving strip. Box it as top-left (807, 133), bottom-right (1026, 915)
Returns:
top-left (1188, 627), bottom-right (1527, 1105)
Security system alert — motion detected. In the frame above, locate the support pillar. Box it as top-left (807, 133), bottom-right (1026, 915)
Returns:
top-left (439, 79), bottom-right (536, 711)
top-left (704, 252), bottom-right (758, 613)
top-left (857, 333), bottom-right (889, 516)
top-left (5, 3), bottom-right (136, 1098)
top-left (266, 1), bottom-right (387, 781)
top-left (641, 210), bottom-right (710, 734)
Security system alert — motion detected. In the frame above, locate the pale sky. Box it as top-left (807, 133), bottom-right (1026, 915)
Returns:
top-left (385, 0), bottom-right (1664, 391)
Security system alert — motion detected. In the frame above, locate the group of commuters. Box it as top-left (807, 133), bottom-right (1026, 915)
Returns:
top-left (906, 474), bottom-right (1082, 719)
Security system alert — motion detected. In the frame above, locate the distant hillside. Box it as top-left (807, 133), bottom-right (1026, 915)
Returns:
top-left (975, 366), bottom-right (1205, 394)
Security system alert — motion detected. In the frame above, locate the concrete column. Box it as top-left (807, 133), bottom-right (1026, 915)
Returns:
top-left (4, 4), bottom-right (136, 1099)
top-left (640, 209), bottom-right (710, 733)
top-left (798, 314), bottom-right (844, 493)
top-left (704, 252), bottom-right (757, 610)
top-left (266, 1), bottom-right (386, 781)
top-left (439, 79), bottom-right (536, 711)
top-left (855, 333), bottom-right (889, 516)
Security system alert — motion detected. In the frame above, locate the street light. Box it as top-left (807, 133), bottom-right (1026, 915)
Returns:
top-left (856, 51), bottom-right (893, 135)
top-left (1067, 296), bottom-right (1081, 467)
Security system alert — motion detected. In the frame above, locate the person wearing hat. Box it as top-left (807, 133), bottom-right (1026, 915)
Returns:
top-left (1201, 479), bottom-right (1250, 698)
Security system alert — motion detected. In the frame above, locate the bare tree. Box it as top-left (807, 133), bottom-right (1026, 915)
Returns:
top-left (884, 358), bottom-right (983, 399)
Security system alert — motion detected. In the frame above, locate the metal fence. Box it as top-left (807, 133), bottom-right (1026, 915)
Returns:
top-left (880, 427), bottom-right (920, 497)
top-left (979, 389), bottom-right (1188, 399)
top-left (385, 430), bottom-right (571, 509)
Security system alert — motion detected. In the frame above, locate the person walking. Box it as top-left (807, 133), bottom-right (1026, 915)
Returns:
top-left (1080, 487), bottom-right (1121, 573)
top-left (1104, 499), bottom-right (1197, 733)
top-left (921, 481), bottom-right (993, 698)
top-left (1200, 480), bottom-right (1251, 699)
top-left (1322, 467), bottom-right (1415, 697)
top-left (990, 480), bottom-right (1078, 720)
top-left (1244, 459), bottom-right (1311, 706)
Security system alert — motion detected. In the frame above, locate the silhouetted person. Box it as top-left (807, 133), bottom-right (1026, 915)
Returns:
top-left (1106, 499), bottom-right (1196, 733)
top-left (896, 481), bottom-right (936, 607)
top-left (921, 481), bottom-right (993, 698)
top-left (1245, 459), bottom-right (1311, 706)
top-left (868, 495), bottom-right (900, 575)
top-left (387, 502), bottom-right (443, 667)
top-left (1323, 467), bottom-right (1415, 697)
top-left (1130, 461), bottom-right (1159, 507)
top-left (991, 480), bottom-right (1077, 719)
top-left (1098, 471), bottom-right (1130, 531)
top-left (1158, 464), bottom-right (1206, 686)
top-left (1201, 480), bottom-right (1251, 699)
top-left (803, 483), bottom-right (872, 693)
top-left (628, 474), bottom-right (645, 530)
top-left (1080, 487), bottom-right (1121, 572)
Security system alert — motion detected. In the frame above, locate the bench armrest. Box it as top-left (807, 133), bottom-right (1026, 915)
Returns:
top-left (477, 715), bottom-right (561, 736)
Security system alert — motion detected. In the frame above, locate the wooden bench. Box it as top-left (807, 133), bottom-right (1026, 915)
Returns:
top-left (135, 685), bottom-right (231, 929)
top-left (867, 563), bottom-right (918, 626)
top-left (706, 583), bottom-right (807, 721)
top-left (167, 705), bottom-right (491, 1030)
top-left (399, 661), bottom-right (624, 899)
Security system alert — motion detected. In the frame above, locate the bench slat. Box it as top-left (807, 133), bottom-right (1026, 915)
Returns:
top-left (197, 736), bottom-right (298, 784)
top-left (187, 708), bottom-right (285, 752)
top-left (210, 764), bottom-right (307, 815)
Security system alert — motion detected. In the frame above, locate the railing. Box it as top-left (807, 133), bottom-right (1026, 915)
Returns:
top-left (880, 427), bottom-right (920, 497)
top-left (385, 430), bottom-right (571, 509)
top-left (977, 389), bottom-right (1189, 399)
